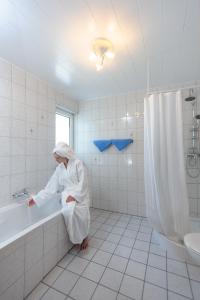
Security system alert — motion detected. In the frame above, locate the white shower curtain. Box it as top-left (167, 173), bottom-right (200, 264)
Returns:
top-left (144, 90), bottom-right (190, 241)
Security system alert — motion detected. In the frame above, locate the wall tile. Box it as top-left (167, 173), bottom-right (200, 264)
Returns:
top-left (12, 65), bottom-right (26, 86)
top-left (0, 58), bottom-right (11, 80)
top-left (0, 78), bottom-right (11, 98)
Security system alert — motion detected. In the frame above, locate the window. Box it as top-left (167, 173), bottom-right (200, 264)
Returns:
top-left (55, 107), bottom-right (74, 147)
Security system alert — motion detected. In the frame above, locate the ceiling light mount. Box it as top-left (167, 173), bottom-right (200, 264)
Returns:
top-left (90, 37), bottom-right (114, 71)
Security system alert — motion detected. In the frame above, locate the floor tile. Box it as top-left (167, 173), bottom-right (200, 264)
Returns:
top-left (89, 237), bottom-right (104, 249)
top-left (148, 253), bottom-right (166, 270)
top-left (167, 272), bottom-right (192, 299)
top-left (168, 291), bottom-right (191, 300)
top-left (89, 228), bottom-right (97, 236)
top-left (191, 279), bottom-right (200, 300)
top-left (106, 233), bottom-right (121, 243)
top-left (108, 255), bottom-right (128, 273)
top-left (120, 215), bottom-right (131, 222)
top-left (94, 230), bottom-right (109, 240)
top-left (43, 266), bottom-right (63, 285)
top-left (105, 219), bottom-right (117, 226)
top-left (78, 246), bottom-right (97, 260)
top-left (69, 246), bottom-right (80, 255)
top-left (92, 250), bottom-right (112, 266)
top-left (91, 221), bottom-right (102, 230)
top-left (91, 285), bottom-right (117, 300)
top-left (41, 288), bottom-right (66, 300)
top-left (127, 224), bottom-right (140, 231)
top-left (167, 259), bottom-right (188, 278)
top-left (57, 253), bottom-right (74, 268)
top-left (109, 214), bottom-right (121, 221)
top-left (100, 268), bottom-right (123, 291)
top-left (100, 224), bottom-right (113, 232)
top-left (116, 221), bottom-right (128, 228)
top-left (123, 229), bottom-right (138, 239)
top-left (150, 244), bottom-right (166, 257)
top-left (151, 232), bottom-right (160, 245)
top-left (26, 283), bottom-right (48, 300)
top-left (114, 245), bottom-right (132, 258)
top-left (143, 282), bottom-right (167, 300)
top-left (67, 256), bottom-right (89, 275)
top-left (53, 270), bottom-right (79, 295)
top-left (70, 277), bottom-right (97, 300)
top-left (100, 241), bottom-right (117, 253)
top-left (145, 266), bottom-right (167, 288)
top-left (130, 249), bottom-right (148, 264)
top-left (137, 232), bottom-right (151, 242)
top-left (117, 294), bottom-right (132, 300)
top-left (119, 236), bottom-right (135, 248)
top-left (96, 216), bottom-right (108, 223)
top-left (187, 264), bottom-right (200, 282)
top-left (134, 240), bottom-right (150, 252)
top-left (129, 219), bottom-right (141, 225)
top-left (120, 274), bottom-right (144, 300)
top-left (111, 227), bottom-right (125, 235)
top-left (82, 262), bottom-right (105, 283)
top-left (126, 260), bottom-right (146, 280)
top-left (139, 226), bottom-right (152, 234)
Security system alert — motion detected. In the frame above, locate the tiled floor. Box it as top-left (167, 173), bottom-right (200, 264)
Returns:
top-left (26, 208), bottom-right (200, 300)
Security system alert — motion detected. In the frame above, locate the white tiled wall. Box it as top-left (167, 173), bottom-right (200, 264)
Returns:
top-left (0, 57), bottom-right (78, 208)
top-left (76, 86), bottom-right (200, 218)
top-left (75, 92), bottom-right (146, 216)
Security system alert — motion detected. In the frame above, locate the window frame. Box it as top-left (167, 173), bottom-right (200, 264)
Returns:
top-left (55, 106), bottom-right (74, 148)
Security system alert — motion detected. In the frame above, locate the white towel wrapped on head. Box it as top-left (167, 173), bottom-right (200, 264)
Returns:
top-left (53, 142), bottom-right (75, 160)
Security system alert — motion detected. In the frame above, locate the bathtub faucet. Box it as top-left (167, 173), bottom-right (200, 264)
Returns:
top-left (12, 188), bottom-right (30, 200)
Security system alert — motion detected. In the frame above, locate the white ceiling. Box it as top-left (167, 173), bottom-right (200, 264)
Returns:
top-left (0, 0), bottom-right (200, 100)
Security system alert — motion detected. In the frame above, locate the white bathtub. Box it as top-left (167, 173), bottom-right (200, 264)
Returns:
top-left (0, 198), bottom-right (73, 300)
top-left (155, 217), bottom-right (200, 264)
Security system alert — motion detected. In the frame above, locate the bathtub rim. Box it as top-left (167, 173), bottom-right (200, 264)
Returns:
top-left (0, 205), bottom-right (62, 250)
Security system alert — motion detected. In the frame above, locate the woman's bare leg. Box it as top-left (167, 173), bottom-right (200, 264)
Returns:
top-left (80, 237), bottom-right (89, 250)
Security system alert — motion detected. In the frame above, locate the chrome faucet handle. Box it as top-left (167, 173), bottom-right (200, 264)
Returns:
top-left (12, 188), bottom-right (30, 199)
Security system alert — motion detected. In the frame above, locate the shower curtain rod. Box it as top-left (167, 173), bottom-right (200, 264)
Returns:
top-left (146, 83), bottom-right (200, 96)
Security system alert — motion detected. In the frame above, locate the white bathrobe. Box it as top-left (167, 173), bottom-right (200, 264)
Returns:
top-left (33, 159), bottom-right (90, 244)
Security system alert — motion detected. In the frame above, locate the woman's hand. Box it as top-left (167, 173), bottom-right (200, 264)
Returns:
top-left (28, 198), bottom-right (36, 207)
top-left (66, 195), bottom-right (75, 203)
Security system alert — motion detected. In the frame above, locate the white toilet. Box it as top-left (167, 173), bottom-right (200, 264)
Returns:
top-left (184, 233), bottom-right (200, 265)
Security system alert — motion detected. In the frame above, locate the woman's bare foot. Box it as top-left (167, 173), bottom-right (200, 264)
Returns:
top-left (74, 244), bottom-right (81, 250)
top-left (80, 237), bottom-right (88, 250)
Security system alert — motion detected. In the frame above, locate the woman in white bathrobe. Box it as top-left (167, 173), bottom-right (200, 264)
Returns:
top-left (28, 142), bottom-right (90, 250)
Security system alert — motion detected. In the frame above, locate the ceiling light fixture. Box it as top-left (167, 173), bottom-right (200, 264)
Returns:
top-left (89, 37), bottom-right (114, 71)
